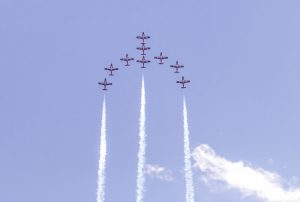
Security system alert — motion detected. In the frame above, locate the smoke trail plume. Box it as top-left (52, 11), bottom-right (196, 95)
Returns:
top-left (97, 97), bottom-right (107, 202)
top-left (183, 96), bottom-right (195, 202)
top-left (136, 76), bottom-right (147, 202)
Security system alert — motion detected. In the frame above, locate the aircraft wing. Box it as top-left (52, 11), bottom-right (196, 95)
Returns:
top-left (137, 36), bottom-right (150, 39)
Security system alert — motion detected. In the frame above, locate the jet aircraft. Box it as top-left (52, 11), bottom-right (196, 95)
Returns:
top-left (98, 78), bottom-right (112, 91)
top-left (105, 63), bottom-right (118, 76)
top-left (120, 53), bottom-right (134, 66)
top-left (136, 56), bottom-right (151, 68)
top-left (136, 32), bottom-right (150, 44)
top-left (170, 60), bottom-right (184, 73)
top-left (176, 76), bottom-right (190, 88)
top-left (154, 52), bottom-right (168, 64)
top-left (136, 44), bottom-right (151, 55)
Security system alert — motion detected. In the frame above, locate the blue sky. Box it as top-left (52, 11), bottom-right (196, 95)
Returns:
top-left (1, 0), bottom-right (300, 201)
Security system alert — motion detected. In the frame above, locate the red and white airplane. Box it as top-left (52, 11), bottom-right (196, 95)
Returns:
top-left (154, 52), bottom-right (168, 64)
top-left (136, 56), bottom-right (151, 68)
top-left (120, 53), bottom-right (134, 66)
top-left (136, 32), bottom-right (150, 44)
top-left (176, 76), bottom-right (190, 88)
top-left (105, 63), bottom-right (118, 76)
top-left (98, 78), bottom-right (112, 91)
top-left (170, 60), bottom-right (184, 73)
top-left (136, 44), bottom-right (151, 55)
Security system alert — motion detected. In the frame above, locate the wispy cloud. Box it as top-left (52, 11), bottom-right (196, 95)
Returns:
top-left (192, 144), bottom-right (300, 202)
top-left (145, 164), bottom-right (174, 181)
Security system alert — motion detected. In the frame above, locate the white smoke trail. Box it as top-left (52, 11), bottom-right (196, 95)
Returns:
top-left (97, 97), bottom-right (107, 202)
top-left (136, 76), bottom-right (146, 202)
top-left (183, 96), bottom-right (195, 202)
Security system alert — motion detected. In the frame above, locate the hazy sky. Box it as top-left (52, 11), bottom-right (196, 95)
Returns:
top-left (1, 1), bottom-right (300, 202)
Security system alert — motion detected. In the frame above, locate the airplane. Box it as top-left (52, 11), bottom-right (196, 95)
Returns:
top-left (170, 60), bottom-right (184, 73)
top-left (136, 56), bottom-right (151, 68)
top-left (136, 32), bottom-right (150, 44)
top-left (120, 53), bottom-right (134, 66)
top-left (154, 52), bottom-right (168, 64)
top-left (104, 63), bottom-right (118, 76)
top-left (98, 78), bottom-right (112, 91)
top-left (176, 76), bottom-right (190, 88)
top-left (136, 44), bottom-right (151, 55)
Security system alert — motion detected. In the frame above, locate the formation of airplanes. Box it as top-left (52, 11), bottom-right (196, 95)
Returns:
top-left (99, 32), bottom-right (191, 91)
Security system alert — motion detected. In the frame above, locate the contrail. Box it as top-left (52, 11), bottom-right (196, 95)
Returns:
top-left (97, 97), bottom-right (107, 202)
top-left (183, 96), bottom-right (195, 202)
top-left (136, 75), bottom-right (147, 202)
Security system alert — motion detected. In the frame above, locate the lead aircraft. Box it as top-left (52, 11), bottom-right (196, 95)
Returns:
top-left (136, 32), bottom-right (150, 44)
